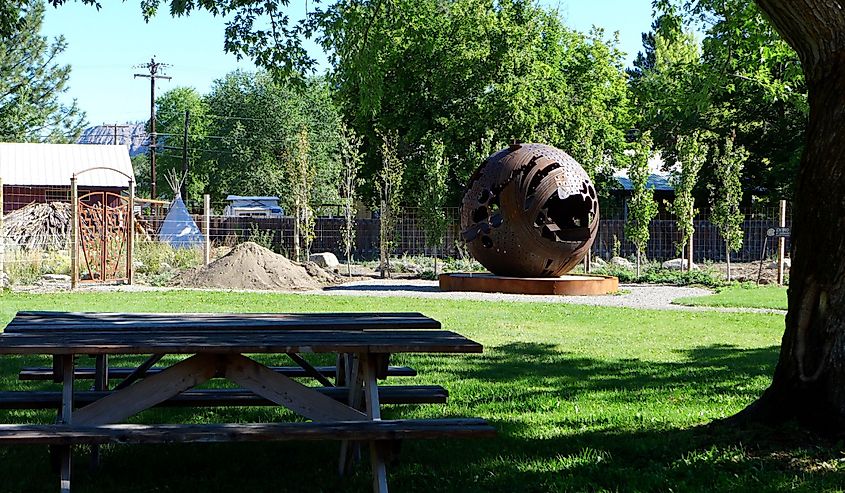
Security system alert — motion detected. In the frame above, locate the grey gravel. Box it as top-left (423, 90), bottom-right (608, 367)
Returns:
top-left (306, 279), bottom-right (785, 314)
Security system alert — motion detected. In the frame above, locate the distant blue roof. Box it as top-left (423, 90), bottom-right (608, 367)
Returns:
top-left (615, 174), bottom-right (674, 192)
top-left (225, 196), bottom-right (280, 202)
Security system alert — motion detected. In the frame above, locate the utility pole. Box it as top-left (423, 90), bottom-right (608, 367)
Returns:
top-left (106, 123), bottom-right (130, 145)
top-left (134, 57), bottom-right (171, 201)
top-left (181, 110), bottom-right (190, 200)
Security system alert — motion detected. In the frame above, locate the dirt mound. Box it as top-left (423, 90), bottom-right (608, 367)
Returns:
top-left (173, 242), bottom-right (340, 291)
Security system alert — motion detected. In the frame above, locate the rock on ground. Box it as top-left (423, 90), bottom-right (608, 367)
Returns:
top-left (662, 258), bottom-right (699, 271)
top-left (41, 274), bottom-right (71, 282)
top-left (309, 252), bottom-right (340, 270)
top-left (610, 257), bottom-right (634, 269)
top-left (767, 258), bottom-right (792, 269)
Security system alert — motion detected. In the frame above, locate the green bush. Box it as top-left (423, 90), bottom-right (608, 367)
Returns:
top-left (248, 224), bottom-right (275, 252)
top-left (171, 247), bottom-right (203, 271)
top-left (5, 250), bottom-right (42, 286)
top-left (3, 249), bottom-right (72, 286)
top-left (134, 240), bottom-right (203, 278)
top-left (592, 261), bottom-right (727, 288)
top-left (639, 266), bottom-right (726, 287)
top-left (134, 241), bottom-right (171, 274)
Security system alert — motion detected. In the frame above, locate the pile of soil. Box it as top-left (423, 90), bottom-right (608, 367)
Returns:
top-left (173, 242), bottom-right (341, 291)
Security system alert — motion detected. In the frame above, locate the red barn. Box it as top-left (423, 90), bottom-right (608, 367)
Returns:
top-left (0, 143), bottom-right (134, 213)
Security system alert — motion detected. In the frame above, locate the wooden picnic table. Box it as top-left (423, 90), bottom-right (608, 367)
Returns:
top-left (0, 311), bottom-right (494, 493)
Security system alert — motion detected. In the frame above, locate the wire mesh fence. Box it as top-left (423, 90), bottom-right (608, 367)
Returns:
top-left (0, 184), bottom-right (793, 286)
top-left (594, 206), bottom-right (792, 263)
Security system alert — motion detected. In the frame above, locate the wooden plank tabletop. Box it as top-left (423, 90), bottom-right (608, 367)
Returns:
top-left (0, 312), bottom-right (480, 355)
top-left (0, 329), bottom-right (481, 355)
top-left (5, 312), bottom-right (441, 333)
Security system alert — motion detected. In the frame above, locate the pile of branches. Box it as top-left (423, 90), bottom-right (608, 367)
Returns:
top-left (2, 202), bottom-right (72, 250)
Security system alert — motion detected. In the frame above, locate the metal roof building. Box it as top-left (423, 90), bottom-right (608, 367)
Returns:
top-left (0, 143), bottom-right (135, 213)
top-left (0, 143), bottom-right (134, 187)
top-left (613, 173), bottom-right (674, 192)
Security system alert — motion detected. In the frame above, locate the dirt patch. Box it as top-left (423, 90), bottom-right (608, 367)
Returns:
top-left (173, 242), bottom-right (341, 291)
top-left (709, 261), bottom-right (787, 285)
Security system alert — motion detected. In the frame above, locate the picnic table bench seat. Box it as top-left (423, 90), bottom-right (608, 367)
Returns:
top-left (18, 365), bottom-right (418, 381)
top-left (0, 385), bottom-right (449, 408)
top-left (0, 419), bottom-right (497, 445)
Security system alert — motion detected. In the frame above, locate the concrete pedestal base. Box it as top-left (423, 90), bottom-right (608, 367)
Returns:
top-left (438, 273), bottom-right (618, 296)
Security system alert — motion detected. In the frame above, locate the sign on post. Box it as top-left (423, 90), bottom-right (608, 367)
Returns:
top-left (766, 227), bottom-right (790, 238)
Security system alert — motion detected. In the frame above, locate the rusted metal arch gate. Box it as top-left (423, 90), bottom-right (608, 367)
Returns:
top-left (70, 168), bottom-right (135, 289)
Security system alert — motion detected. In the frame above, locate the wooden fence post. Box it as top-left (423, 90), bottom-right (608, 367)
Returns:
top-left (70, 177), bottom-right (78, 290)
top-left (127, 179), bottom-right (135, 285)
top-left (777, 199), bottom-right (786, 285)
top-left (203, 194), bottom-right (211, 265)
top-left (688, 212), bottom-right (694, 270)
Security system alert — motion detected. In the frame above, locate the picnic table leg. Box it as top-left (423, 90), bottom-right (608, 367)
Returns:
top-left (335, 353), bottom-right (347, 386)
top-left (363, 353), bottom-right (388, 493)
top-left (60, 354), bottom-right (75, 493)
top-left (338, 353), bottom-right (363, 476)
top-left (90, 354), bottom-right (108, 470)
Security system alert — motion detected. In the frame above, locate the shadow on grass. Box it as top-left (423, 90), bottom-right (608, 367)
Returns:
top-left (0, 344), bottom-right (842, 492)
top-left (437, 341), bottom-right (778, 401)
top-left (323, 283), bottom-right (439, 293)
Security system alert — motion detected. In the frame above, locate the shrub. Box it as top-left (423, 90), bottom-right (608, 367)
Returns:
top-left (5, 249), bottom-right (43, 285)
top-left (171, 247), bottom-right (203, 271)
top-left (247, 224), bottom-right (275, 252)
top-left (134, 240), bottom-right (204, 281)
top-left (134, 241), bottom-right (171, 274)
top-left (3, 249), bottom-right (72, 286)
top-left (592, 261), bottom-right (727, 288)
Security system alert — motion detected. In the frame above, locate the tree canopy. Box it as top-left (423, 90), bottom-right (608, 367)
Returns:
top-left (320, 0), bottom-right (632, 204)
top-left (0, 0), bottom-right (85, 142)
top-left (152, 72), bottom-right (343, 209)
top-left (633, 0), bottom-right (806, 203)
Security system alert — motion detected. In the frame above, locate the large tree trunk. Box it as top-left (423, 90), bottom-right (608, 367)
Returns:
top-left (741, 1), bottom-right (845, 430)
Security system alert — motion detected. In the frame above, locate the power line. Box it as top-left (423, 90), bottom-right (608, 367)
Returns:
top-left (154, 132), bottom-right (339, 146)
top-left (199, 113), bottom-right (341, 128)
top-left (134, 57), bottom-right (172, 200)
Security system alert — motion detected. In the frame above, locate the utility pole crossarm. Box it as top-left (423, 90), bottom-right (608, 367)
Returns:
top-left (105, 123), bottom-right (131, 146)
top-left (133, 57), bottom-right (172, 202)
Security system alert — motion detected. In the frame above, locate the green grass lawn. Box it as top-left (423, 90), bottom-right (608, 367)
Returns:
top-left (675, 284), bottom-right (789, 310)
top-left (0, 289), bottom-right (839, 492)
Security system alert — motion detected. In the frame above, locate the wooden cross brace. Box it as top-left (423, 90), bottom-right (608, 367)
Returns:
top-left (72, 353), bottom-right (368, 426)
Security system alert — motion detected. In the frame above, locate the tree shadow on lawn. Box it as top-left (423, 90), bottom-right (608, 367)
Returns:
top-left (323, 283), bottom-right (439, 293)
top-left (410, 341), bottom-right (779, 407)
top-left (0, 345), bottom-right (842, 492)
top-left (388, 342), bottom-right (845, 491)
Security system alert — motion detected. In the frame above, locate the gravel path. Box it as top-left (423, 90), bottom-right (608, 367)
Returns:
top-left (307, 279), bottom-right (785, 314)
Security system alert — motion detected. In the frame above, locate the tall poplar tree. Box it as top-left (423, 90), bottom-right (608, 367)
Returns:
top-left (670, 132), bottom-right (708, 270)
top-left (624, 132), bottom-right (658, 277)
top-left (710, 135), bottom-right (747, 281)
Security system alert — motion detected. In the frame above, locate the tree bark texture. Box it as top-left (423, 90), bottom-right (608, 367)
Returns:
top-left (744, 0), bottom-right (845, 429)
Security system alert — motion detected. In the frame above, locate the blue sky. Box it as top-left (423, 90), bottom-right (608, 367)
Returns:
top-left (42, 1), bottom-right (654, 126)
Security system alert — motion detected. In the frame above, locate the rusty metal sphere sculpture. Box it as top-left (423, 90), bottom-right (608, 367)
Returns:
top-left (460, 143), bottom-right (599, 277)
